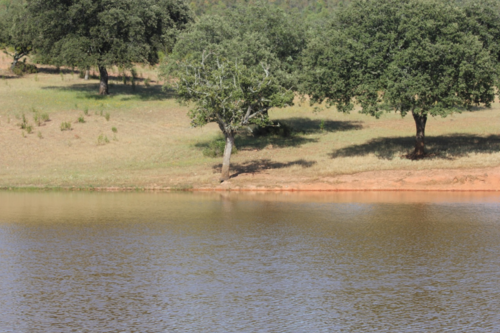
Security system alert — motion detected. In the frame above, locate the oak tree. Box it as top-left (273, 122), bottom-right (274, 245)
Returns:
top-left (27, 0), bottom-right (192, 94)
top-left (165, 50), bottom-right (294, 181)
top-left (301, 0), bottom-right (497, 158)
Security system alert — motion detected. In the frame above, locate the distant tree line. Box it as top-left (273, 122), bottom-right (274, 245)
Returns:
top-left (1, 0), bottom-right (500, 180)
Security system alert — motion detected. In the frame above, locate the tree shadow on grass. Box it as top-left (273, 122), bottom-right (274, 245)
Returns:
top-left (212, 158), bottom-right (317, 178)
top-left (236, 118), bottom-right (362, 151)
top-left (41, 82), bottom-right (175, 101)
top-left (37, 67), bottom-right (80, 75)
top-left (275, 117), bottom-right (364, 134)
top-left (330, 134), bottom-right (500, 160)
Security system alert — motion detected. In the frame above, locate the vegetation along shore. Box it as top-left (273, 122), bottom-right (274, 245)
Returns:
top-left (2, 0), bottom-right (500, 191)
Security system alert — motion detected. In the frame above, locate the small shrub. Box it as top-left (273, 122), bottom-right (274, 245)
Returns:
top-left (37, 131), bottom-right (43, 139)
top-left (19, 114), bottom-right (28, 129)
top-left (33, 111), bottom-right (41, 126)
top-left (319, 119), bottom-right (326, 132)
top-left (111, 127), bottom-right (117, 133)
top-left (83, 106), bottom-right (89, 116)
top-left (41, 113), bottom-right (50, 122)
top-left (97, 133), bottom-right (110, 145)
top-left (25, 124), bottom-right (33, 134)
top-left (12, 61), bottom-right (38, 76)
top-left (60, 121), bottom-right (72, 131)
top-left (202, 136), bottom-right (237, 158)
top-left (104, 112), bottom-right (110, 121)
top-left (77, 116), bottom-right (85, 123)
top-left (21, 131), bottom-right (26, 138)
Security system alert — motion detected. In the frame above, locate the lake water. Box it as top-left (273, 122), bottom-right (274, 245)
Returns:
top-left (1, 191), bottom-right (500, 332)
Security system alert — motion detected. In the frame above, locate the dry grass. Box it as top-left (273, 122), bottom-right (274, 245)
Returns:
top-left (2, 54), bottom-right (500, 189)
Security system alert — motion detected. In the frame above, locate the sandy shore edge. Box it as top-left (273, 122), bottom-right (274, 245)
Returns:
top-left (2, 165), bottom-right (500, 192)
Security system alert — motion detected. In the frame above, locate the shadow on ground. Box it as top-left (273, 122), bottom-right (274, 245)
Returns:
top-left (212, 158), bottom-right (317, 178)
top-left (330, 134), bottom-right (500, 160)
top-left (41, 82), bottom-right (174, 101)
top-left (275, 117), bottom-right (364, 134)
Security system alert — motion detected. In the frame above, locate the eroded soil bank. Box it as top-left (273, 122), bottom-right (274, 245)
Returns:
top-left (3, 165), bottom-right (500, 192)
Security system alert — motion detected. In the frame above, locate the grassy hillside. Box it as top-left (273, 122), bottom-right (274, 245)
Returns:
top-left (2, 55), bottom-right (500, 189)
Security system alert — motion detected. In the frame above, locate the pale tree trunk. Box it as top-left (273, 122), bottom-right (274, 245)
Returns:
top-left (98, 66), bottom-right (109, 95)
top-left (10, 52), bottom-right (24, 71)
top-left (84, 67), bottom-right (89, 80)
top-left (412, 110), bottom-right (427, 158)
top-left (220, 132), bottom-right (235, 182)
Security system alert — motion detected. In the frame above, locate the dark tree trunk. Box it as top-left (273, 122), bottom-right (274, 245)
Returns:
top-left (220, 132), bottom-right (235, 182)
top-left (412, 111), bottom-right (427, 158)
top-left (99, 66), bottom-right (109, 95)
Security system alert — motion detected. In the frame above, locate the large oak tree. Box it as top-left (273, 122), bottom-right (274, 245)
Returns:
top-left (301, 0), bottom-right (497, 158)
top-left (26, 0), bottom-right (192, 94)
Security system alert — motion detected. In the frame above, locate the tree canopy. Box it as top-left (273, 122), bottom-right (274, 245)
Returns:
top-left (0, 0), bottom-right (35, 70)
top-left (168, 2), bottom-right (308, 90)
top-left (300, 0), bottom-right (498, 157)
top-left (26, 0), bottom-right (193, 94)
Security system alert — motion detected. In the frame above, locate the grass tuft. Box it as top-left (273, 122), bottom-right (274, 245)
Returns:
top-left (97, 133), bottom-right (110, 145)
top-left (60, 121), bottom-right (72, 131)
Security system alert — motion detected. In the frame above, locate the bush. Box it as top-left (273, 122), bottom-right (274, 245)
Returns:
top-left (97, 133), bottom-right (110, 145)
top-left (60, 121), bottom-right (72, 131)
top-left (202, 136), bottom-right (237, 158)
top-left (12, 60), bottom-right (38, 76)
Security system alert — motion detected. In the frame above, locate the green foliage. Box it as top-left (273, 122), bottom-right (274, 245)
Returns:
top-left (60, 121), bottom-right (72, 131)
top-left (1, 0), bottom-right (34, 69)
top-left (104, 112), bottom-right (110, 121)
top-left (111, 127), bottom-right (117, 133)
top-left (301, 0), bottom-right (497, 118)
top-left (25, 124), bottom-right (33, 134)
top-left (167, 3), bottom-right (307, 89)
top-left (97, 133), bottom-right (110, 145)
top-left (19, 113), bottom-right (28, 129)
top-left (83, 106), bottom-right (89, 116)
top-left (12, 60), bottom-right (37, 76)
top-left (77, 116), bottom-right (85, 123)
top-left (202, 135), bottom-right (237, 158)
top-left (165, 50), bottom-right (294, 136)
top-left (27, 0), bottom-right (193, 72)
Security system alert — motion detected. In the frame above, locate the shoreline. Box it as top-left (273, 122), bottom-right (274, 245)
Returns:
top-left (2, 164), bottom-right (500, 193)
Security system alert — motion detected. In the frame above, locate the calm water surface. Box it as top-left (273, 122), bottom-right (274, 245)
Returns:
top-left (1, 191), bottom-right (500, 332)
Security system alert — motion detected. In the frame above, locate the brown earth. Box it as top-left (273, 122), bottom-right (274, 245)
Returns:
top-left (204, 165), bottom-right (500, 192)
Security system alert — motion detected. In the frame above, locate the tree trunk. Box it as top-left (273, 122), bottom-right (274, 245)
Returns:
top-left (220, 132), bottom-right (235, 182)
top-left (412, 111), bottom-right (427, 158)
top-left (84, 67), bottom-right (89, 80)
top-left (10, 52), bottom-right (23, 71)
top-left (98, 66), bottom-right (109, 95)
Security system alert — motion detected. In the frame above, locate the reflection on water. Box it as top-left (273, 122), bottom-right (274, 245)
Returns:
top-left (1, 191), bottom-right (500, 332)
